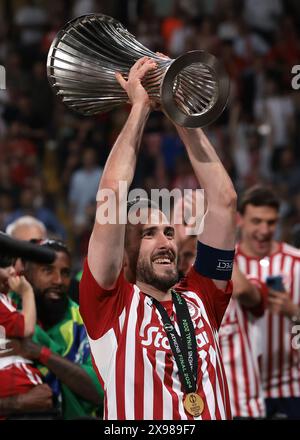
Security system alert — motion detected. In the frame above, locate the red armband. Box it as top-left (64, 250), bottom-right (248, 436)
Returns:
top-left (38, 346), bottom-right (52, 364)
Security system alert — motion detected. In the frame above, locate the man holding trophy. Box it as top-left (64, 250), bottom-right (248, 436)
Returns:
top-left (78, 55), bottom-right (236, 419)
top-left (48, 13), bottom-right (236, 420)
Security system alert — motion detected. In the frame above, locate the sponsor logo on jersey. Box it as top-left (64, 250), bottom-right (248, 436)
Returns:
top-left (141, 305), bottom-right (210, 352)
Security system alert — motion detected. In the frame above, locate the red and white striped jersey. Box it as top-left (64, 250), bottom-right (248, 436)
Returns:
top-left (219, 295), bottom-right (266, 417)
top-left (235, 243), bottom-right (300, 399)
top-left (0, 293), bottom-right (32, 369)
top-left (0, 293), bottom-right (43, 399)
top-left (0, 362), bottom-right (42, 399)
top-left (0, 293), bottom-right (24, 338)
top-left (80, 260), bottom-right (232, 420)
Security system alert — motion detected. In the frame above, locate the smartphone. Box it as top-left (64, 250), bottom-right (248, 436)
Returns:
top-left (265, 275), bottom-right (285, 292)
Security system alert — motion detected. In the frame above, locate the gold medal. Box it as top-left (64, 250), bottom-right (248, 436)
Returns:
top-left (184, 393), bottom-right (204, 417)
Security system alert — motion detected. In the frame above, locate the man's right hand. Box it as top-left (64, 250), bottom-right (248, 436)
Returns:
top-left (8, 275), bottom-right (33, 297)
top-left (115, 56), bottom-right (157, 108)
top-left (16, 384), bottom-right (53, 412)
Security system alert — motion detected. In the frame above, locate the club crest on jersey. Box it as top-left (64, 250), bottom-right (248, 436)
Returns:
top-left (185, 297), bottom-right (201, 320)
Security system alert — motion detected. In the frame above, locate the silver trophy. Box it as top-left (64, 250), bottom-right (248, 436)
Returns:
top-left (47, 14), bottom-right (230, 127)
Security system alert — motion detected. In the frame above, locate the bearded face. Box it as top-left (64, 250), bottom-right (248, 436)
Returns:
top-left (125, 208), bottom-right (179, 292)
top-left (26, 251), bottom-right (71, 329)
top-left (136, 247), bottom-right (178, 292)
top-left (136, 219), bottom-right (178, 292)
top-left (34, 285), bottom-right (69, 329)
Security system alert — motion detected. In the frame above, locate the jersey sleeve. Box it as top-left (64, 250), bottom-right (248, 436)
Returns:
top-left (0, 300), bottom-right (25, 338)
top-left (241, 277), bottom-right (268, 318)
top-left (79, 258), bottom-right (133, 340)
top-left (180, 266), bottom-right (232, 330)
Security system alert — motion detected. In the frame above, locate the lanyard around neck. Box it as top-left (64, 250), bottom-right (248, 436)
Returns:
top-left (152, 290), bottom-right (198, 394)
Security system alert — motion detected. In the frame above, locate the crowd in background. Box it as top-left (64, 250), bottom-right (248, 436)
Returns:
top-left (1, 0), bottom-right (300, 270)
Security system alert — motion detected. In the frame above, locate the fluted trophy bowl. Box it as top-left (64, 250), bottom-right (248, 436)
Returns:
top-left (47, 14), bottom-right (230, 127)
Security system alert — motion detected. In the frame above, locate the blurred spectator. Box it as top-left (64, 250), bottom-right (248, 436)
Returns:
top-left (10, 240), bottom-right (104, 419)
top-left (6, 215), bottom-right (47, 276)
top-left (229, 104), bottom-right (271, 191)
top-left (267, 16), bottom-right (300, 70)
top-left (161, 1), bottom-right (184, 53)
top-left (149, 0), bottom-right (177, 19)
top-left (236, 186), bottom-right (300, 420)
top-left (161, 123), bottom-right (185, 174)
top-left (272, 148), bottom-right (300, 197)
top-left (233, 20), bottom-right (270, 65)
top-left (168, 15), bottom-right (193, 57)
top-left (239, 54), bottom-right (269, 116)
top-left (29, 60), bottom-right (54, 127)
top-left (5, 187), bottom-right (66, 240)
top-left (4, 52), bottom-right (30, 94)
top-left (135, 3), bottom-right (163, 52)
top-left (2, 123), bottom-right (38, 187)
top-left (219, 39), bottom-right (247, 96)
top-left (185, 16), bottom-right (221, 54)
top-left (60, 139), bottom-right (81, 195)
top-left (171, 154), bottom-right (198, 191)
top-left (6, 216), bottom-right (47, 241)
top-left (243, 0), bottom-right (283, 43)
top-left (6, 215), bottom-right (80, 305)
top-left (217, 8), bottom-right (239, 41)
top-left (254, 72), bottom-right (295, 171)
top-left (69, 148), bottom-right (102, 229)
top-left (14, 0), bottom-right (48, 48)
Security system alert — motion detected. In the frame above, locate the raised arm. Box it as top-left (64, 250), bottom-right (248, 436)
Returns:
top-left (232, 263), bottom-right (262, 308)
top-left (175, 126), bottom-right (237, 288)
top-left (88, 57), bottom-right (157, 289)
top-left (8, 275), bottom-right (36, 337)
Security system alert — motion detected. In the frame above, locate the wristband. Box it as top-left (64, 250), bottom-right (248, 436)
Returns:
top-left (38, 346), bottom-right (52, 364)
top-left (194, 241), bottom-right (235, 280)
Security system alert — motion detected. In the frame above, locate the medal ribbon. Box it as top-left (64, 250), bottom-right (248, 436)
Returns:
top-left (152, 290), bottom-right (198, 394)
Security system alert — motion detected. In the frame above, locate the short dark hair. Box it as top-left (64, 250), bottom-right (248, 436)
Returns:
top-left (30, 239), bottom-right (71, 258)
top-left (0, 255), bottom-right (16, 268)
top-left (239, 185), bottom-right (280, 214)
top-left (125, 197), bottom-right (160, 249)
top-left (127, 197), bottom-right (152, 213)
top-left (127, 197), bottom-right (159, 214)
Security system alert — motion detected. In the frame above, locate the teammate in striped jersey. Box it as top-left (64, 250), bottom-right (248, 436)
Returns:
top-left (236, 185), bottom-right (300, 419)
top-left (219, 266), bottom-right (268, 418)
top-left (79, 57), bottom-right (237, 420)
top-left (174, 192), bottom-right (268, 418)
